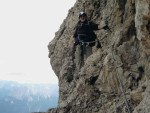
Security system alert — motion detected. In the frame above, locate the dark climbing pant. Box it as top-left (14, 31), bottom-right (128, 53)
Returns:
top-left (75, 43), bottom-right (92, 71)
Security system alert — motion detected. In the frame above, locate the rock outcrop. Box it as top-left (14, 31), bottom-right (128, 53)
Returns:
top-left (47, 0), bottom-right (150, 112)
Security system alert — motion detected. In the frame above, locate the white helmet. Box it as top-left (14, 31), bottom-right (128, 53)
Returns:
top-left (78, 11), bottom-right (87, 19)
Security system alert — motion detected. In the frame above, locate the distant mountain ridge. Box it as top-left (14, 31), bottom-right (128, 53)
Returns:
top-left (0, 80), bottom-right (58, 113)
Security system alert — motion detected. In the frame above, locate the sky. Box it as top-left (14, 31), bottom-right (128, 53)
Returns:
top-left (0, 0), bottom-right (76, 84)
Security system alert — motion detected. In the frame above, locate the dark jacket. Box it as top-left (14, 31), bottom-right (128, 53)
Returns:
top-left (73, 20), bottom-right (99, 42)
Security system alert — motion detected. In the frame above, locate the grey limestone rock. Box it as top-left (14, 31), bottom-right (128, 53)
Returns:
top-left (46, 0), bottom-right (150, 112)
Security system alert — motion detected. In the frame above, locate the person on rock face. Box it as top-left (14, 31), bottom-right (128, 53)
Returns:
top-left (73, 11), bottom-right (108, 71)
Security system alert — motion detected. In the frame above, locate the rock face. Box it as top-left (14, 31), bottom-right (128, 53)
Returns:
top-left (47, 0), bottom-right (150, 113)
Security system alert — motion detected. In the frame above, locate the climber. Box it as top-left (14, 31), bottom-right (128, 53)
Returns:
top-left (73, 11), bottom-right (109, 71)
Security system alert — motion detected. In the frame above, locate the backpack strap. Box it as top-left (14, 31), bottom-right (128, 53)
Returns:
top-left (87, 21), bottom-right (92, 32)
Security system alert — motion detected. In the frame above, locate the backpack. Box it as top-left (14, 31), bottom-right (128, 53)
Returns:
top-left (77, 21), bottom-right (97, 42)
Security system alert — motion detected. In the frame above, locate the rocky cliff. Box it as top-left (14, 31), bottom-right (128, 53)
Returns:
top-left (47, 0), bottom-right (150, 113)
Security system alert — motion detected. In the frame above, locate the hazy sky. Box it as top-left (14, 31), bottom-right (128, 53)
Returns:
top-left (0, 0), bottom-right (76, 84)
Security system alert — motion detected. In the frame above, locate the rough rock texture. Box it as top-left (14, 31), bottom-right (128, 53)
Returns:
top-left (47, 0), bottom-right (150, 113)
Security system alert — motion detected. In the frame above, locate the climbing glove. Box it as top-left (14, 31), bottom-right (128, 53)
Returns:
top-left (73, 42), bottom-right (79, 46)
top-left (103, 25), bottom-right (109, 30)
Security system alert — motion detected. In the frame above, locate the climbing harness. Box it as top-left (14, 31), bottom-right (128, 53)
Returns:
top-left (79, 40), bottom-right (97, 46)
top-left (107, 29), bottom-right (131, 113)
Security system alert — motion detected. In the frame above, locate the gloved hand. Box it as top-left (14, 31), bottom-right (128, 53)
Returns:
top-left (103, 25), bottom-right (109, 30)
top-left (73, 42), bottom-right (79, 46)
